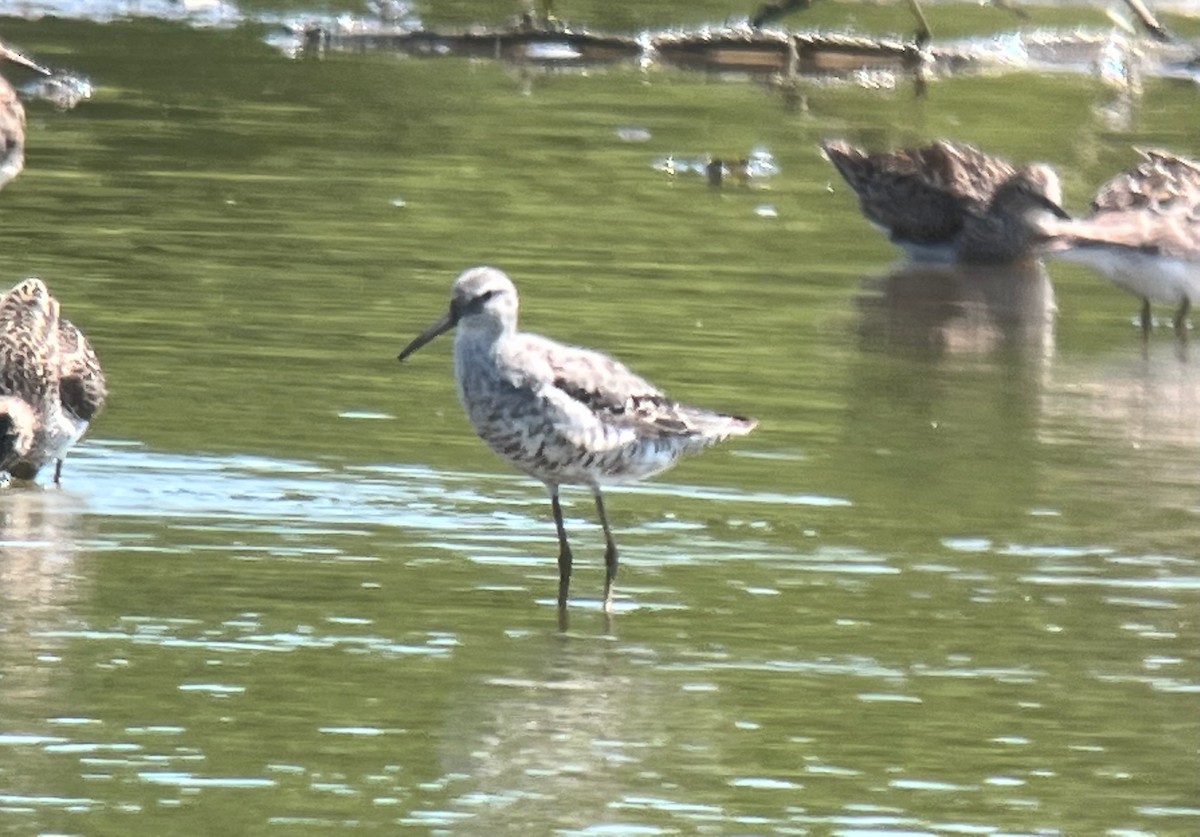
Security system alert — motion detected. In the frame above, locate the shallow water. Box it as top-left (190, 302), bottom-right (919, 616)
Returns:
top-left (0, 5), bottom-right (1198, 835)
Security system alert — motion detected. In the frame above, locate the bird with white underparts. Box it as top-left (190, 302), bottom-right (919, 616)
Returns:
top-left (397, 266), bottom-right (757, 614)
top-left (1039, 148), bottom-right (1200, 340)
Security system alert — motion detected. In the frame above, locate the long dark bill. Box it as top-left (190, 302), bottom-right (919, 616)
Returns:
top-left (1037, 192), bottom-right (1073, 221)
top-left (397, 309), bottom-right (456, 362)
top-left (0, 42), bottom-right (54, 76)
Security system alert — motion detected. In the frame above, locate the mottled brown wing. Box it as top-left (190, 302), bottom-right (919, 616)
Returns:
top-left (1058, 208), bottom-right (1200, 259)
top-left (1091, 149), bottom-right (1200, 215)
top-left (541, 339), bottom-right (753, 439)
top-left (926, 139), bottom-right (1019, 203)
top-left (0, 278), bottom-right (61, 406)
top-left (538, 340), bottom-right (690, 438)
top-left (823, 139), bottom-right (1014, 247)
top-left (58, 317), bottom-right (107, 422)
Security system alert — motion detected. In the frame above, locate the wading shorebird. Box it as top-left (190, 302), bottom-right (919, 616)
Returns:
top-left (0, 40), bottom-right (54, 190)
top-left (397, 266), bottom-right (757, 614)
top-left (1040, 149), bottom-right (1200, 340)
top-left (0, 278), bottom-right (107, 484)
top-left (821, 138), bottom-right (1069, 264)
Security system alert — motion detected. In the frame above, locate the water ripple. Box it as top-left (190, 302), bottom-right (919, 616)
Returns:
top-left (64, 442), bottom-right (833, 538)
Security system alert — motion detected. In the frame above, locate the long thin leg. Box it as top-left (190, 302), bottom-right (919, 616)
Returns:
top-left (592, 488), bottom-right (619, 613)
top-left (1123, 0), bottom-right (1174, 42)
top-left (1141, 298), bottom-right (1153, 339)
top-left (549, 486), bottom-right (573, 611)
top-left (904, 0), bottom-right (932, 46)
top-left (1173, 297), bottom-right (1190, 341)
top-left (53, 459), bottom-right (63, 485)
top-left (749, 0), bottom-right (814, 30)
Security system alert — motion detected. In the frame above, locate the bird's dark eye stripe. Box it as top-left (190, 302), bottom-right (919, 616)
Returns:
top-left (453, 289), bottom-right (498, 318)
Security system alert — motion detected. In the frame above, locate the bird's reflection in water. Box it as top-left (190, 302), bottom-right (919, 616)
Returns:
top-left (855, 260), bottom-right (1056, 360)
top-left (838, 262), bottom-right (1053, 536)
top-left (1041, 344), bottom-right (1200, 453)
top-left (430, 629), bottom-right (703, 831)
top-left (0, 487), bottom-right (90, 714)
top-left (1033, 344), bottom-right (1200, 556)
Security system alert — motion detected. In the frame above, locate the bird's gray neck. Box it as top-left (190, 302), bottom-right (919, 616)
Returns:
top-left (454, 325), bottom-right (507, 387)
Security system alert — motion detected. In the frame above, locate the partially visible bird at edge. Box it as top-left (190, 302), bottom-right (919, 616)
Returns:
top-left (0, 39), bottom-right (55, 190)
top-left (0, 277), bottom-right (107, 485)
top-left (397, 266), bottom-right (758, 615)
top-left (0, 59), bottom-right (26, 190)
top-left (1039, 148), bottom-right (1200, 340)
top-left (821, 138), bottom-right (1070, 265)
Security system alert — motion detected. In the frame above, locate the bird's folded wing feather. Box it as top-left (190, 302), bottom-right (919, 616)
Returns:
top-left (1059, 209), bottom-right (1200, 259)
top-left (1091, 150), bottom-right (1200, 215)
top-left (0, 279), bottom-right (61, 405)
top-left (826, 140), bottom-right (1008, 244)
top-left (515, 335), bottom-right (698, 440)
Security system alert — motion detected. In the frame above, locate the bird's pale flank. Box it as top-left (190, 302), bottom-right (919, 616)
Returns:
top-left (1040, 149), bottom-right (1200, 338)
top-left (397, 266), bottom-right (757, 614)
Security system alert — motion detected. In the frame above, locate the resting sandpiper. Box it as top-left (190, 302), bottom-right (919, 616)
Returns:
top-left (822, 138), bottom-right (1068, 264)
top-left (1041, 148), bottom-right (1200, 338)
top-left (0, 278), bottom-right (107, 484)
top-left (397, 266), bottom-right (757, 613)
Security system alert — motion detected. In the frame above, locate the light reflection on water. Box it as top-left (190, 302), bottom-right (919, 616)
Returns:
top-left (4, 425), bottom-right (1198, 832)
top-left (62, 440), bottom-right (849, 545)
top-left (5, 438), bottom-right (1196, 833)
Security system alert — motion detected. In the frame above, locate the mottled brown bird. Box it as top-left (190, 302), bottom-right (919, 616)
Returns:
top-left (822, 138), bottom-right (1067, 264)
top-left (0, 278), bottom-right (106, 484)
top-left (1041, 149), bottom-right (1200, 338)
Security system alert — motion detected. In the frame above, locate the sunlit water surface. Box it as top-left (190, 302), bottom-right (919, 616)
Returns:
top-left (0, 4), bottom-right (1197, 834)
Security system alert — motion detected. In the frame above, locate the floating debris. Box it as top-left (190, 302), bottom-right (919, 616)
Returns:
top-left (651, 155), bottom-right (679, 177)
top-left (745, 147), bottom-right (780, 178)
top-left (615, 126), bottom-right (651, 143)
top-left (651, 23), bottom-right (794, 75)
top-left (262, 8), bottom-right (1200, 100)
top-left (276, 15), bottom-right (1180, 91)
top-left (287, 20), bottom-right (642, 67)
top-left (1095, 31), bottom-right (1141, 93)
top-left (4, 0), bottom-right (1194, 89)
top-left (652, 147), bottom-right (779, 187)
top-left (337, 410), bottom-right (395, 421)
top-left (523, 40), bottom-right (582, 61)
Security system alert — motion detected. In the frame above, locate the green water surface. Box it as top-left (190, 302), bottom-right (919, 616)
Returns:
top-left (0, 5), bottom-right (1197, 834)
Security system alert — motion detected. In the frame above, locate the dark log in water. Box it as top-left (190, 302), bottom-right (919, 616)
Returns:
top-left (289, 16), bottom-right (1198, 87)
